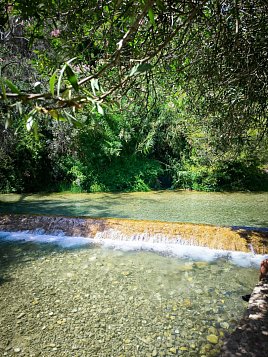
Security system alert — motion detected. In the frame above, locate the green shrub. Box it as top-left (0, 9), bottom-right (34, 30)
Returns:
top-left (89, 182), bottom-right (106, 193)
top-left (172, 159), bottom-right (268, 192)
top-left (95, 155), bottom-right (163, 192)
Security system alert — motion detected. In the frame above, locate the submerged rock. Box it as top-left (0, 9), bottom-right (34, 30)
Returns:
top-left (207, 335), bottom-right (219, 344)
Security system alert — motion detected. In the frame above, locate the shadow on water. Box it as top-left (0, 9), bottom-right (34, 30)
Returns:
top-left (0, 199), bottom-right (126, 218)
top-left (0, 192), bottom-right (159, 220)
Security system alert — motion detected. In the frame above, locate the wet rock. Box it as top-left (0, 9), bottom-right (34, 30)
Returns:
top-left (207, 334), bottom-right (219, 344)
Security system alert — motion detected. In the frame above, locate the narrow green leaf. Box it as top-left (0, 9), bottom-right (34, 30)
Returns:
top-left (25, 109), bottom-right (37, 131)
top-left (129, 64), bottom-right (139, 76)
top-left (48, 109), bottom-right (67, 121)
top-left (65, 64), bottom-right (79, 92)
top-left (91, 79), bottom-right (96, 96)
top-left (0, 78), bottom-right (7, 100)
top-left (97, 103), bottom-right (104, 115)
top-left (129, 63), bottom-right (152, 76)
top-left (4, 79), bottom-right (20, 94)
top-left (16, 101), bottom-right (23, 115)
top-left (26, 116), bottom-right (34, 131)
top-left (63, 110), bottom-right (82, 128)
top-left (93, 78), bottom-right (99, 91)
top-left (57, 63), bottom-right (67, 97)
top-left (148, 7), bottom-right (156, 27)
top-left (5, 112), bottom-right (11, 129)
top-left (49, 71), bottom-right (57, 96)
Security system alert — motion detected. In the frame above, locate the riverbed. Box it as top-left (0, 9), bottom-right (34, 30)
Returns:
top-left (0, 233), bottom-right (258, 357)
top-left (0, 191), bottom-right (268, 227)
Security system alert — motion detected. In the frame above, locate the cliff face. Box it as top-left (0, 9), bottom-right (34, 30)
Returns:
top-left (220, 277), bottom-right (268, 357)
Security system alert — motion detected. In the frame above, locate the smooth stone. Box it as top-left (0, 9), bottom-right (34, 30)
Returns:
top-left (17, 312), bottom-right (25, 319)
top-left (208, 327), bottom-right (218, 335)
top-left (207, 334), bottom-right (219, 344)
top-left (220, 322), bottom-right (229, 329)
top-left (179, 346), bottom-right (188, 351)
top-left (169, 347), bottom-right (177, 354)
top-left (194, 262), bottom-right (209, 269)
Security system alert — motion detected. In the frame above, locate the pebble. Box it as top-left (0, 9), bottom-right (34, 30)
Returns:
top-left (169, 347), bottom-right (177, 354)
top-left (152, 349), bottom-right (158, 356)
top-left (207, 334), bottom-right (219, 344)
top-left (220, 322), bottom-right (229, 329)
top-left (17, 312), bottom-right (25, 319)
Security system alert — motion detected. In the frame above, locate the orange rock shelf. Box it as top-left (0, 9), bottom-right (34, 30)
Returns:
top-left (0, 213), bottom-right (268, 254)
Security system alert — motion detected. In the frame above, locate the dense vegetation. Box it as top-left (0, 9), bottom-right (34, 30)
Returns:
top-left (0, 1), bottom-right (268, 193)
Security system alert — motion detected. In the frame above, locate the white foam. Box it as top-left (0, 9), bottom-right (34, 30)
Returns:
top-left (0, 230), bottom-right (267, 267)
top-left (0, 231), bottom-right (93, 248)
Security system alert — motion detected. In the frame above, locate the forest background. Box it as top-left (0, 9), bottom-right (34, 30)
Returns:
top-left (0, 0), bottom-right (268, 194)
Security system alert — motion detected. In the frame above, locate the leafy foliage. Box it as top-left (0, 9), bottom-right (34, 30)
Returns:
top-left (0, 0), bottom-right (268, 193)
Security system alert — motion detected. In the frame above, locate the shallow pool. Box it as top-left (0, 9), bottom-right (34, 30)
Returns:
top-left (0, 233), bottom-right (258, 356)
top-left (1, 190), bottom-right (268, 227)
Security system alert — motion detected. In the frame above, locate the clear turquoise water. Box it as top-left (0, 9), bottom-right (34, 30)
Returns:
top-left (0, 191), bottom-right (268, 227)
top-left (0, 236), bottom-right (258, 357)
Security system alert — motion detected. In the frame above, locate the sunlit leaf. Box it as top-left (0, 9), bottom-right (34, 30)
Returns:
top-left (129, 63), bottom-right (152, 76)
top-left (25, 109), bottom-right (37, 131)
top-left (16, 101), bottom-right (23, 115)
top-left (34, 81), bottom-right (41, 92)
top-left (57, 63), bottom-right (67, 97)
top-left (129, 64), bottom-right (139, 76)
top-left (91, 79), bottom-right (96, 96)
top-left (26, 116), bottom-right (34, 131)
top-left (90, 78), bottom-right (99, 96)
top-left (97, 102), bottom-right (104, 115)
top-left (49, 71), bottom-right (57, 96)
top-left (5, 112), bottom-right (11, 129)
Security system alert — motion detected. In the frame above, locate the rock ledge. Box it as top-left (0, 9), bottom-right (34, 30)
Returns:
top-left (220, 277), bottom-right (268, 356)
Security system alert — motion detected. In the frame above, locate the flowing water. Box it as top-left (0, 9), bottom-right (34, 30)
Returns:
top-left (0, 231), bottom-right (260, 357)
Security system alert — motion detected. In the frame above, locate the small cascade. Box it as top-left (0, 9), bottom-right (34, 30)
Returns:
top-left (0, 228), bottom-right (267, 268)
top-left (0, 213), bottom-right (268, 254)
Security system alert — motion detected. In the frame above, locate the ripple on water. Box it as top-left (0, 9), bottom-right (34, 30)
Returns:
top-left (0, 238), bottom-right (258, 356)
